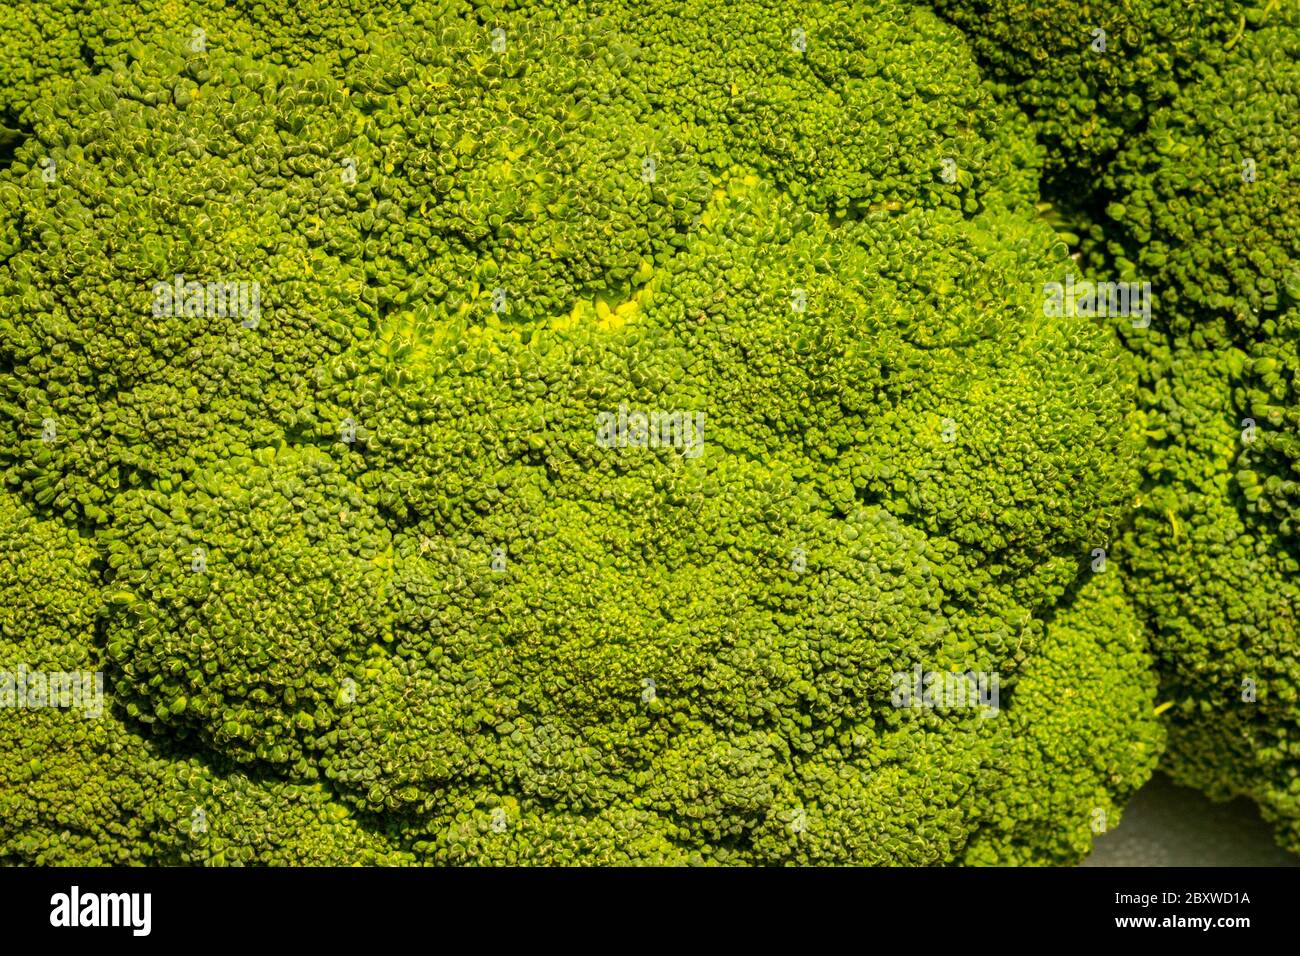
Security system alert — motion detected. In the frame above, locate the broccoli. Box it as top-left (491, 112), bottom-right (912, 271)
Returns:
top-left (0, 488), bottom-right (409, 864)
top-left (932, 0), bottom-right (1300, 857)
top-left (963, 572), bottom-right (1165, 865)
top-left (1101, 17), bottom-right (1300, 853)
top-left (0, 0), bottom-right (476, 126)
top-left (0, 0), bottom-right (1168, 865)
top-left (928, 0), bottom-right (1255, 190)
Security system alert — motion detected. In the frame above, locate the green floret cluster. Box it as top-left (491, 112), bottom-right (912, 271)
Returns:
top-left (963, 572), bottom-right (1164, 865)
top-left (948, 0), bottom-right (1300, 854)
top-left (1104, 18), bottom-right (1300, 852)
top-left (0, 488), bottom-right (409, 864)
top-left (0, 0), bottom-right (477, 126)
top-left (16, 0), bottom-right (1286, 867)
top-left (929, 0), bottom-right (1255, 189)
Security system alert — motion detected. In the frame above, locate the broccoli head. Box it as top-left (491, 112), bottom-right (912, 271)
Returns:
top-left (0, 1), bottom-right (1165, 864)
top-left (1102, 18), bottom-right (1300, 853)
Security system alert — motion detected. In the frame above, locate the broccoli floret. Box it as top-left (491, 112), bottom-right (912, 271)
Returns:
top-left (929, 0), bottom-right (1254, 188)
top-left (2, 699), bottom-right (414, 865)
top-left (0, 488), bottom-right (406, 865)
top-left (605, 0), bottom-right (1044, 218)
top-left (0, 486), bottom-right (100, 670)
top-left (0, 45), bottom-right (380, 522)
top-left (102, 445), bottom-right (397, 768)
top-left (1103, 17), bottom-right (1300, 341)
top-left (1100, 19), bottom-right (1300, 853)
top-left (0, 0), bottom-right (476, 125)
top-left (936, 0), bottom-right (1300, 853)
top-left (1118, 345), bottom-right (1300, 852)
top-left (0, 23), bottom-right (709, 522)
top-left (963, 572), bottom-right (1165, 865)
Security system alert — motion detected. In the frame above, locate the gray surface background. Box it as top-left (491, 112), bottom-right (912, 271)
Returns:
top-left (1083, 773), bottom-right (1298, 867)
